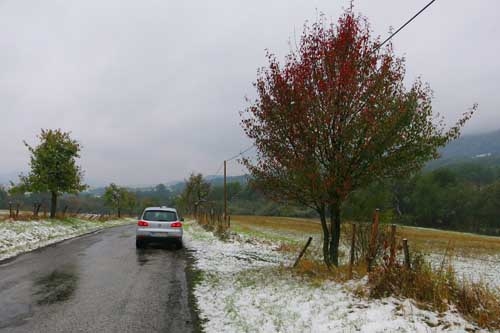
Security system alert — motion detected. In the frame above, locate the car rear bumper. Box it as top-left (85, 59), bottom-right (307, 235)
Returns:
top-left (136, 228), bottom-right (183, 240)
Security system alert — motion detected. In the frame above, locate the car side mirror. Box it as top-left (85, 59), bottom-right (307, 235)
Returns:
top-left (181, 217), bottom-right (185, 222)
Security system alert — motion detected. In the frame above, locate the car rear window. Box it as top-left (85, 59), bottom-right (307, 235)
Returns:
top-left (142, 210), bottom-right (177, 222)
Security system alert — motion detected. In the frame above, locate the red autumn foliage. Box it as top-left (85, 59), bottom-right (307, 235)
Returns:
top-left (241, 9), bottom-right (475, 267)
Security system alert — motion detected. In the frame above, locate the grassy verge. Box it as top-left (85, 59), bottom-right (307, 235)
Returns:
top-left (0, 212), bottom-right (125, 223)
top-left (0, 216), bottom-right (134, 261)
top-left (231, 215), bottom-right (500, 258)
top-left (227, 215), bottom-right (500, 329)
top-left (184, 249), bottom-right (205, 333)
top-left (398, 226), bottom-right (500, 257)
top-left (369, 253), bottom-right (500, 330)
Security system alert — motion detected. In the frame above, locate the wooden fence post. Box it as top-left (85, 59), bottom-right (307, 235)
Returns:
top-left (9, 202), bottom-right (12, 218)
top-left (349, 223), bottom-right (356, 279)
top-left (389, 224), bottom-right (397, 266)
top-left (367, 208), bottom-right (380, 272)
top-left (293, 237), bottom-right (313, 268)
top-left (403, 238), bottom-right (411, 269)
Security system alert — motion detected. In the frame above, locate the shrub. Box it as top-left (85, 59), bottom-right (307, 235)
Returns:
top-left (368, 252), bottom-right (500, 329)
top-left (341, 223), bottom-right (392, 265)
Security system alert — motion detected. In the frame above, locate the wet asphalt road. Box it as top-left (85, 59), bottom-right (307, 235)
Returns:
top-left (0, 224), bottom-right (198, 332)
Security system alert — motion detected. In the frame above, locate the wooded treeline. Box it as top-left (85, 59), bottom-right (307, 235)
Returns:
top-left (0, 183), bottom-right (175, 218)
top-left (342, 162), bottom-right (500, 235)
top-left (2, 160), bottom-right (500, 235)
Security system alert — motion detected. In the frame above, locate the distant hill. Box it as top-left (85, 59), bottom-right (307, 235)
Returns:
top-left (441, 129), bottom-right (500, 158)
top-left (205, 174), bottom-right (249, 186)
top-left (426, 129), bottom-right (500, 170)
top-left (167, 174), bottom-right (249, 194)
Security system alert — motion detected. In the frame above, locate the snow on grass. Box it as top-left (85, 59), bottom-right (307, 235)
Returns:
top-left (184, 222), bottom-right (482, 333)
top-left (233, 219), bottom-right (500, 289)
top-left (428, 252), bottom-right (500, 288)
top-left (0, 217), bottom-right (133, 261)
top-left (183, 222), bottom-right (291, 274)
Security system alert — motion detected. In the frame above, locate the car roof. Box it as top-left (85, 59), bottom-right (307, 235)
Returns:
top-left (143, 206), bottom-right (177, 212)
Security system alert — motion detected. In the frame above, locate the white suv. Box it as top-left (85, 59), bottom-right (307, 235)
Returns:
top-left (136, 207), bottom-right (183, 249)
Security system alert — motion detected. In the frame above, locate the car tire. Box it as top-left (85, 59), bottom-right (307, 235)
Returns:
top-left (136, 239), bottom-right (145, 249)
top-left (176, 240), bottom-right (183, 249)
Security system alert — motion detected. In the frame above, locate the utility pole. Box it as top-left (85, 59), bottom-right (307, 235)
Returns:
top-left (224, 160), bottom-right (227, 221)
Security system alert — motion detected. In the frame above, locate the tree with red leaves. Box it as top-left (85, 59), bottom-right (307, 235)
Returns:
top-left (241, 9), bottom-right (475, 267)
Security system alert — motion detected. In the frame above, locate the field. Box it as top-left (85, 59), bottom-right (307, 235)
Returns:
top-left (231, 215), bottom-right (500, 252)
top-left (0, 216), bottom-right (134, 261)
top-left (185, 217), bottom-right (496, 332)
top-left (229, 215), bottom-right (500, 286)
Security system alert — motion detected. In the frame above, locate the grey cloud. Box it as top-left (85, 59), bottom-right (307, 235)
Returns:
top-left (0, 0), bottom-right (498, 185)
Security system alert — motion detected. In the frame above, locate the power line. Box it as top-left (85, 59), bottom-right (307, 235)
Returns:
top-left (221, 0), bottom-right (437, 170)
top-left (225, 144), bottom-right (255, 162)
top-left (375, 0), bottom-right (438, 51)
top-left (220, 2), bottom-right (438, 167)
top-left (207, 144), bottom-right (255, 177)
top-left (212, 162), bottom-right (224, 177)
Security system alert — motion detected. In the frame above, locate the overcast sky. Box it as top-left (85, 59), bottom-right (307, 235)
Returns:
top-left (0, 0), bottom-right (498, 186)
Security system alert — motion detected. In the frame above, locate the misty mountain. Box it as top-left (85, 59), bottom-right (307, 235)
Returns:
top-left (166, 175), bottom-right (249, 194)
top-left (441, 129), bottom-right (500, 158)
top-left (5, 130), bottom-right (500, 189)
top-left (427, 129), bottom-right (500, 170)
top-left (205, 175), bottom-right (249, 186)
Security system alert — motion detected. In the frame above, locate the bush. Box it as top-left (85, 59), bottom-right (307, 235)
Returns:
top-left (341, 223), bottom-right (392, 265)
top-left (368, 252), bottom-right (500, 329)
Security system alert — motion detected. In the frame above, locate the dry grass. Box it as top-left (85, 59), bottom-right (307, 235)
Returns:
top-left (398, 226), bottom-right (500, 256)
top-left (231, 215), bottom-right (322, 234)
top-left (292, 258), bottom-right (368, 285)
top-left (275, 242), bottom-right (301, 253)
top-left (196, 214), bottom-right (231, 240)
top-left (216, 215), bottom-right (500, 328)
top-left (456, 280), bottom-right (500, 328)
top-left (369, 253), bottom-right (500, 329)
top-left (231, 215), bottom-right (500, 258)
top-left (0, 213), bottom-right (119, 223)
top-left (231, 215), bottom-right (500, 327)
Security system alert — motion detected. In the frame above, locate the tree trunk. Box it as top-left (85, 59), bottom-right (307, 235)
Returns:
top-left (318, 206), bottom-right (331, 268)
top-left (328, 204), bottom-right (341, 267)
top-left (50, 191), bottom-right (57, 218)
top-left (117, 197), bottom-right (121, 218)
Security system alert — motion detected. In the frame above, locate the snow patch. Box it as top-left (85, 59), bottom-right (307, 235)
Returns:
top-left (0, 218), bottom-right (133, 261)
top-left (184, 222), bottom-right (483, 333)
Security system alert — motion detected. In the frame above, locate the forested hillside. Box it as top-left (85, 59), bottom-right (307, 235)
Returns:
top-left (2, 130), bottom-right (500, 235)
top-left (427, 129), bottom-right (500, 169)
top-left (191, 161), bottom-right (500, 235)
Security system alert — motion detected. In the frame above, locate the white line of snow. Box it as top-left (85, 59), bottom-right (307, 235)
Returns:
top-left (0, 218), bottom-right (133, 261)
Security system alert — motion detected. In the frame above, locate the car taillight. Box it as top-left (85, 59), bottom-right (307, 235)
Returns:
top-left (171, 222), bottom-right (182, 228)
top-left (138, 220), bottom-right (149, 227)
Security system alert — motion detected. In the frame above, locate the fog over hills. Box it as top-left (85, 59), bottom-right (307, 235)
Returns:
top-left (3, 130), bottom-right (500, 188)
top-left (440, 129), bottom-right (500, 158)
top-left (426, 129), bottom-right (500, 170)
